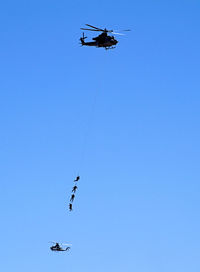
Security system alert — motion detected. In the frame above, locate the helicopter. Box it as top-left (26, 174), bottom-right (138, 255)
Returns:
top-left (50, 242), bottom-right (71, 252)
top-left (80, 24), bottom-right (130, 50)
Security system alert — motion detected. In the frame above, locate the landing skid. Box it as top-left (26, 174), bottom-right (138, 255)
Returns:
top-left (105, 46), bottom-right (116, 50)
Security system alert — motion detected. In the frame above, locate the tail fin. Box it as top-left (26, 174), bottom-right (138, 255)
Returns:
top-left (80, 32), bottom-right (87, 45)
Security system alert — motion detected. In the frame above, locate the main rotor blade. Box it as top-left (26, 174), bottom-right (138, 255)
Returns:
top-left (114, 29), bottom-right (131, 32)
top-left (49, 241), bottom-right (72, 246)
top-left (80, 28), bottom-right (101, 31)
top-left (112, 32), bottom-right (125, 35)
top-left (85, 24), bottom-right (104, 31)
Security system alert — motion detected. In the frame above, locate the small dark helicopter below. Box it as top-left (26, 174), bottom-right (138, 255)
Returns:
top-left (50, 242), bottom-right (71, 252)
top-left (80, 24), bottom-right (130, 50)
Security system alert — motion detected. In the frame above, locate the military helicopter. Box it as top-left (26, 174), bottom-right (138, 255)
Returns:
top-left (50, 242), bottom-right (71, 252)
top-left (80, 24), bottom-right (130, 50)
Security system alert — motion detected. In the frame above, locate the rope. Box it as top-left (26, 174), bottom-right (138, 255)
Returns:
top-left (77, 84), bottom-right (100, 174)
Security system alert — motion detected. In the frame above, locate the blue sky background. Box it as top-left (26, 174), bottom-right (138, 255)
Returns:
top-left (0, 1), bottom-right (200, 271)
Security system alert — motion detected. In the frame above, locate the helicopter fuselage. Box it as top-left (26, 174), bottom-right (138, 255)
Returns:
top-left (80, 33), bottom-right (118, 49)
top-left (50, 247), bottom-right (70, 251)
top-left (50, 245), bottom-right (70, 251)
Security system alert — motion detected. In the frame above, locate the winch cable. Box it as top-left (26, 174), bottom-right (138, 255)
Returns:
top-left (68, 82), bottom-right (100, 211)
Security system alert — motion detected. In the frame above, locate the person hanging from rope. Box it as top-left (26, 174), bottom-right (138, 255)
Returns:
top-left (74, 176), bottom-right (80, 182)
top-left (72, 185), bottom-right (78, 193)
top-left (70, 194), bottom-right (75, 202)
top-left (69, 203), bottom-right (73, 211)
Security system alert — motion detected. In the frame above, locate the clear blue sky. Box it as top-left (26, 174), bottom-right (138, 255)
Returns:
top-left (0, 1), bottom-right (200, 271)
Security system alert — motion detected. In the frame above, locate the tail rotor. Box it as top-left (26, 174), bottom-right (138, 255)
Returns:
top-left (80, 32), bottom-right (87, 45)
